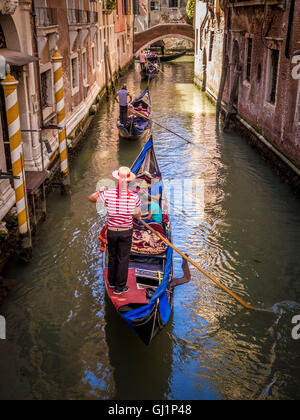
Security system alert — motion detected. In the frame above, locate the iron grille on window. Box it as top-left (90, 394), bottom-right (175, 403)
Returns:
top-left (41, 71), bottom-right (50, 109)
top-left (68, 9), bottom-right (96, 24)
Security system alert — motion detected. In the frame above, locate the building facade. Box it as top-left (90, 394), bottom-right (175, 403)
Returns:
top-left (194, 0), bottom-right (224, 96)
top-left (0, 0), bottom-right (134, 251)
top-left (195, 0), bottom-right (300, 169)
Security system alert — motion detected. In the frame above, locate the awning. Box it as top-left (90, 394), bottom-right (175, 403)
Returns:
top-left (0, 49), bottom-right (38, 67)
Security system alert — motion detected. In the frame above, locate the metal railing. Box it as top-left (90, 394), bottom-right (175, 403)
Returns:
top-left (67, 9), bottom-right (99, 25)
top-left (36, 7), bottom-right (58, 27)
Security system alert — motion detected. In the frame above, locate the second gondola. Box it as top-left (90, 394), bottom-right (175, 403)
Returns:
top-left (117, 90), bottom-right (152, 141)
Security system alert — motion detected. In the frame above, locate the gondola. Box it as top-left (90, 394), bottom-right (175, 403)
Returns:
top-left (141, 55), bottom-right (160, 81)
top-left (117, 90), bottom-right (152, 141)
top-left (159, 51), bottom-right (186, 62)
top-left (103, 138), bottom-right (176, 345)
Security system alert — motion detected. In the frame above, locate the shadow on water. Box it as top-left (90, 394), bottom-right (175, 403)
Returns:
top-left (104, 297), bottom-right (174, 400)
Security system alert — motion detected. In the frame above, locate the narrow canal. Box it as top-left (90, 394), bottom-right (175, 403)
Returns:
top-left (1, 58), bottom-right (300, 400)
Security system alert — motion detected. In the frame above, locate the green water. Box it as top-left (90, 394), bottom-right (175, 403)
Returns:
top-left (0, 60), bottom-right (300, 400)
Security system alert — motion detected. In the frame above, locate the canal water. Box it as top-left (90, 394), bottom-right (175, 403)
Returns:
top-left (1, 58), bottom-right (300, 400)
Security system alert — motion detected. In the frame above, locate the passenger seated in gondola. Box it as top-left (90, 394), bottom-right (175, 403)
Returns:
top-left (135, 103), bottom-right (149, 119)
top-left (141, 197), bottom-right (162, 225)
top-left (149, 170), bottom-right (163, 203)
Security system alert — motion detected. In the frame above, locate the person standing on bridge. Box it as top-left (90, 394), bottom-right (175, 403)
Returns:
top-left (115, 84), bottom-right (132, 126)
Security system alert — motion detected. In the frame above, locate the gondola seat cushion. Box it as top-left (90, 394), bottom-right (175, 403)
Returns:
top-left (131, 225), bottom-right (167, 255)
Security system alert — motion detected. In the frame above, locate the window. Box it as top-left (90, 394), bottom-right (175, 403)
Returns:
top-left (100, 29), bottom-right (103, 60)
top-left (92, 45), bottom-right (96, 71)
top-left (208, 31), bottom-right (214, 62)
top-left (150, 1), bottom-right (160, 10)
top-left (133, 0), bottom-right (139, 15)
top-left (266, 49), bottom-right (280, 105)
top-left (71, 56), bottom-right (79, 94)
top-left (169, 0), bottom-right (179, 8)
top-left (246, 37), bottom-right (253, 82)
top-left (257, 63), bottom-right (262, 83)
top-left (40, 69), bottom-right (53, 110)
top-left (122, 35), bottom-right (126, 54)
top-left (0, 24), bottom-right (7, 49)
top-left (82, 51), bottom-right (87, 81)
top-left (96, 31), bottom-right (100, 63)
top-left (67, 0), bottom-right (76, 23)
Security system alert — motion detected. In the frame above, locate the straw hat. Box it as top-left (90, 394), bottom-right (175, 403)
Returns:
top-left (112, 167), bottom-right (136, 182)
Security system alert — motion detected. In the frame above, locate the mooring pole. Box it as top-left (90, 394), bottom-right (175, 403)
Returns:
top-left (1, 68), bottom-right (32, 257)
top-left (52, 49), bottom-right (70, 194)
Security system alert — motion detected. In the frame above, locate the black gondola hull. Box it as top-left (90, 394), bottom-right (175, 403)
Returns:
top-left (159, 52), bottom-right (186, 62)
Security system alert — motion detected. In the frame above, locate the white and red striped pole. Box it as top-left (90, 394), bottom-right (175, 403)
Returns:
top-left (52, 49), bottom-right (70, 191)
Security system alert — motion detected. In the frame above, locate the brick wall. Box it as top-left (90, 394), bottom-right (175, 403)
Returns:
top-left (223, 1), bottom-right (300, 166)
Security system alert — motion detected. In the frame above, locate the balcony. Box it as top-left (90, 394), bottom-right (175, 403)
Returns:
top-left (227, 0), bottom-right (285, 7)
top-left (36, 8), bottom-right (58, 28)
top-left (67, 9), bottom-right (99, 26)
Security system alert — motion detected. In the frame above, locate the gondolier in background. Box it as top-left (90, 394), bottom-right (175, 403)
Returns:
top-left (160, 41), bottom-right (165, 57)
top-left (88, 167), bottom-right (142, 295)
top-left (115, 84), bottom-right (132, 126)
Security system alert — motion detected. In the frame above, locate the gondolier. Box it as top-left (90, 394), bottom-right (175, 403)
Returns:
top-left (102, 138), bottom-right (191, 345)
top-left (115, 84), bottom-right (132, 126)
top-left (117, 89), bottom-right (152, 141)
top-left (89, 167), bottom-right (142, 295)
top-left (139, 50), bottom-right (146, 71)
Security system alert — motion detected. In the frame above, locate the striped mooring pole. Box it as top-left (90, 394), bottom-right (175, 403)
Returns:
top-left (1, 69), bottom-right (32, 253)
top-left (52, 49), bottom-right (70, 192)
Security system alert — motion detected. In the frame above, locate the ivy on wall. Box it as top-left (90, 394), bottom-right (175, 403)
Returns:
top-left (186, 0), bottom-right (195, 25)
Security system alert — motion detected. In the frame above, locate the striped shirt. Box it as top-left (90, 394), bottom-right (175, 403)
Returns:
top-left (98, 189), bottom-right (141, 229)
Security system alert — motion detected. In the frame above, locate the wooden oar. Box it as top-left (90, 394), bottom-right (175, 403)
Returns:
top-left (128, 106), bottom-right (206, 149)
top-left (145, 59), bottom-right (165, 75)
top-left (138, 219), bottom-right (256, 312)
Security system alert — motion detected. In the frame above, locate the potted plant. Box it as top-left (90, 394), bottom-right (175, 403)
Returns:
top-left (105, 1), bottom-right (117, 14)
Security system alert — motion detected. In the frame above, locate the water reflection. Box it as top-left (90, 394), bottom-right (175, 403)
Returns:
top-left (105, 298), bottom-right (173, 400)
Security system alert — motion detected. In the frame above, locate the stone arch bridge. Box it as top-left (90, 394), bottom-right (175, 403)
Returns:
top-left (133, 24), bottom-right (195, 55)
